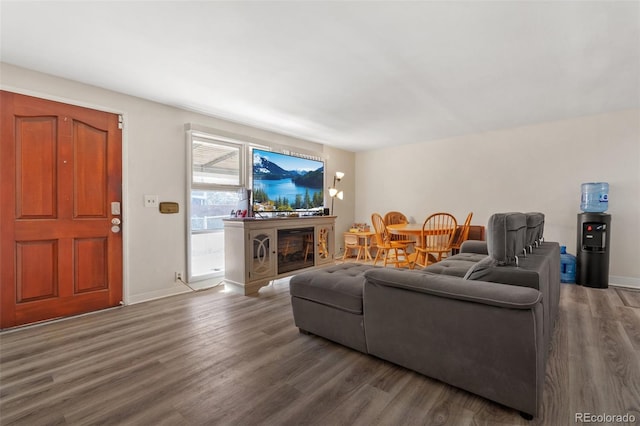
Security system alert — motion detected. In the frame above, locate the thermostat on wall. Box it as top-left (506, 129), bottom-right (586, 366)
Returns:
top-left (159, 202), bottom-right (179, 214)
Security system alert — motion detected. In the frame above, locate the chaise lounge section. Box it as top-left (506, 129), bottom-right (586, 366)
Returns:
top-left (289, 212), bottom-right (559, 419)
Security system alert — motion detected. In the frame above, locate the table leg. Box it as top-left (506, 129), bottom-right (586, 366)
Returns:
top-left (364, 236), bottom-right (373, 261)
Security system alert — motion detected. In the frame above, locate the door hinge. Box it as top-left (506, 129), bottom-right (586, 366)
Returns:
top-left (118, 115), bottom-right (123, 129)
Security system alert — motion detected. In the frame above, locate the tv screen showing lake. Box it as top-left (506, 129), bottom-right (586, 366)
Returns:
top-left (254, 179), bottom-right (321, 201)
top-left (252, 149), bottom-right (324, 210)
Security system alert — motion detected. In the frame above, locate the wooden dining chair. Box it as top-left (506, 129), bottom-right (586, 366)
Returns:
top-left (413, 213), bottom-right (458, 268)
top-left (384, 211), bottom-right (408, 226)
top-left (371, 213), bottom-right (413, 268)
top-left (448, 212), bottom-right (473, 256)
top-left (384, 211), bottom-right (415, 247)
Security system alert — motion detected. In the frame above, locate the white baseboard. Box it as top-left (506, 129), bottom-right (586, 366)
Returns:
top-left (609, 275), bottom-right (640, 290)
top-left (188, 279), bottom-right (225, 291)
top-left (127, 286), bottom-right (191, 305)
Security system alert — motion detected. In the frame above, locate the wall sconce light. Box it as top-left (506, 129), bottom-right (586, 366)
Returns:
top-left (329, 171), bottom-right (344, 215)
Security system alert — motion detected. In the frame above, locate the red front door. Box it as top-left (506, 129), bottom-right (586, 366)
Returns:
top-left (1, 91), bottom-right (123, 328)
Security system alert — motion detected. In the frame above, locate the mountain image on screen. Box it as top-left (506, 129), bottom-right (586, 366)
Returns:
top-left (253, 154), bottom-right (323, 188)
top-left (252, 150), bottom-right (325, 212)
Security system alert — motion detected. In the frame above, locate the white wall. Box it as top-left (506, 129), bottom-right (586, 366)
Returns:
top-left (356, 109), bottom-right (640, 284)
top-left (1, 63), bottom-right (355, 303)
top-left (322, 145), bottom-right (356, 255)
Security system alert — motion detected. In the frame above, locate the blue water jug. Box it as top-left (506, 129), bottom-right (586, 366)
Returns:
top-left (580, 182), bottom-right (609, 212)
top-left (560, 246), bottom-right (576, 283)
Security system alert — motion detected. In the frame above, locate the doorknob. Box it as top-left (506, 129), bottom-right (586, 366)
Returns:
top-left (111, 225), bottom-right (121, 233)
top-left (111, 218), bottom-right (121, 225)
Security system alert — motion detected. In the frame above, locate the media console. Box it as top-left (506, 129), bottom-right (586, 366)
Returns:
top-left (223, 216), bottom-right (336, 295)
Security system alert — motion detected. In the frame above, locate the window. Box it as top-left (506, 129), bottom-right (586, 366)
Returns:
top-left (187, 132), bottom-right (244, 282)
top-left (192, 137), bottom-right (241, 186)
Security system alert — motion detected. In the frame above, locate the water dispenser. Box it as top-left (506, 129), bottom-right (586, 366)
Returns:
top-left (576, 213), bottom-right (611, 288)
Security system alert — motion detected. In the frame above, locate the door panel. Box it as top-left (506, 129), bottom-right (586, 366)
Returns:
top-left (74, 121), bottom-right (108, 218)
top-left (16, 240), bottom-right (58, 302)
top-left (15, 116), bottom-right (58, 218)
top-left (74, 237), bottom-right (108, 293)
top-left (1, 91), bottom-right (123, 328)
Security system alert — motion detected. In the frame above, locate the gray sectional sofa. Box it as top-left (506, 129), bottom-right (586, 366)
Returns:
top-left (290, 212), bottom-right (560, 419)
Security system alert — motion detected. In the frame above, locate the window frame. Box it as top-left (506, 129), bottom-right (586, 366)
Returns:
top-left (186, 129), bottom-right (246, 282)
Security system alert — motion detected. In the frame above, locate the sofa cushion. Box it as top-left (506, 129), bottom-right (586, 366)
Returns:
top-left (463, 256), bottom-right (498, 280)
top-left (459, 240), bottom-right (489, 255)
top-left (464, 255), bottom-right (547, 288)
top-left (289, 263), bottom-right (375, 314)
top-left (487, 212), bottom-right (527, 265)
top-left (525, 212), bottom-right (545, 250)
top-left (448, 252), bottom-right (488, 263)
top-left (425, 252), bottom-right (488, 277)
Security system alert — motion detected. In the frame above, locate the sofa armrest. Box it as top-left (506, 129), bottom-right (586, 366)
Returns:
top-left (364, 268), bottom-right (541, 309)
top-left (460, 240), bottom-right (488, 255)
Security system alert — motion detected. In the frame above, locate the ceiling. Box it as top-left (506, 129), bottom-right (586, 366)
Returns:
top-left (1, 1), bottom-right (639, 152)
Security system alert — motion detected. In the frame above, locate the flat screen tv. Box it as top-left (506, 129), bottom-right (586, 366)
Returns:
top-left (252, 148), bottom-right (324, 214)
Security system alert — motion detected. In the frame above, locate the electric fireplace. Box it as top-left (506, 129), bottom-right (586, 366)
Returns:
top-left (277, 227), bottom-right (314, 274)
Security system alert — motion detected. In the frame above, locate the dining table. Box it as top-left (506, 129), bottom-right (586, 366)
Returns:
top-left (387, 223), bottom-right (456, 243)
top-left (386, 223), bottom-right (423, 237)
top-left (387, 222), bottom-right (458, 264)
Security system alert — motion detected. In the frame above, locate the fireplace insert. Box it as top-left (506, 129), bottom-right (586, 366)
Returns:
top-left (277, 227), bottom-right (315, 274)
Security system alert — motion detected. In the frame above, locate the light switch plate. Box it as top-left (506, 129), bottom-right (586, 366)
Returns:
top-left (144, 195), bottom-right (158, 208)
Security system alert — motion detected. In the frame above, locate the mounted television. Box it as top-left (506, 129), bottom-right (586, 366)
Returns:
top-left (252, 148), bottom-right (324, 214)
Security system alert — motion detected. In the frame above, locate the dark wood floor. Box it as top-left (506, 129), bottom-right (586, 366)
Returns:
top-left (1, 280), bottom-right (639, 425)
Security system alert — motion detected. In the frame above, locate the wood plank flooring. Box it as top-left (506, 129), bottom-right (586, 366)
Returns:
top-left (1, 281), bottom-right (639, 425)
